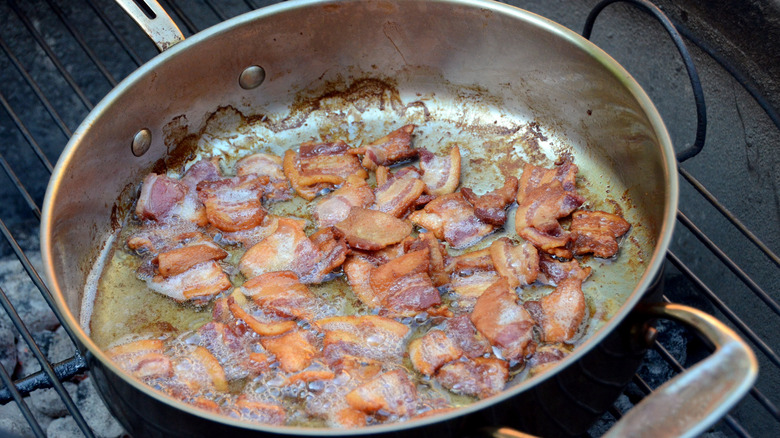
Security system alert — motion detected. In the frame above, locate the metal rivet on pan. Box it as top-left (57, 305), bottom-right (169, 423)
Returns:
top-left (131, 129), bottom-right (152, 157)
top-left (239, 65), bottom-right (266, 90)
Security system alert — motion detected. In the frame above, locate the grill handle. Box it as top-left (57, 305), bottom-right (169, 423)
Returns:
top-left (485, 302), bottom-right (758, 438)
top-left (114, 0), bottom-right (184, 52)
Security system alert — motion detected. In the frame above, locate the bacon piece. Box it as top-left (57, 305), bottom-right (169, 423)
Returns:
top-left (230, 395), bottom-right (287, 425)
top-left (348, 124), bottom-right (418, 170)
top-left (369, 249), bottom-right (441, 316)
top-left (241, 271), bottom-right (319, 321)
top-left (284, 369), bottom-right (336, 386)
top-left (445, 247), bottom-right (494, 274)
top-left (316, 315), bottom-right (409, 364)
top-left (135, 174), bottom-right (187, 222)
top-left (373, 174), bottom-right (427, 218)
top-left (190, 397), bottom-right (222, 414)
top-left (180, 159), bottom-right (221, 191)
top-left (526, 277), bottom-right (587, 343)
top-left (197, 175), bottom-right (268, 232)
top-left (345, 370), bottom-right (418, 416)
top-left (461, 176), bottom-right (518, 226)
top-left (406, 232), bottom-right (449, 287)
top-left (106, 339), bottom-right (173, 380)
top-left (517, 158), bottom-right (578, 204)
top-left (435, 357), bottom-right (509, 399)
top-left (489, 237), bottom-right (539, 288)
top-left (180, 346), bottom-right (229, 392)
top-left (283, 142), bottom-right (368, 200)
top-left (571, 210), bottom-right (631, 258)
top-left (227, 296), bottom-right (297, 336)
top-left (408, 330), bottom-right (463, 376)
top-left (219, 214), bottom-right (279, 248)
top-left (305, 226), bottom-right (349, 284)
top-left (235, 152), bottom-right (293, 202)
top-left (332, 408), bottom-right (368, 428)
top-left (261, 329), bottom-right (319, 373)
top-left (449, 270), bottom-right (501, 311)
top-left (313, 174), bottom-right (375, 227)
top-left (238, 217), bottom-right (316, 278)
top-left (147, 260), bottom-right (230, 304)
top-left (515, 180), bottom-right (584, 232)
top-left (126, 222), bottom-right (200, 255)
top-left (409, 192), bottom-right (495, 249)
top-left (441, 315), bottom-right (492, 358)
top-left (470, 278), bottom-right (536, 362)
top-left (527, 344), bottom-right (569, 376)
top-left (538, 254), bottom-right (592, 286)
top-left (196, 321), bottom-right (264, 380)
top-left (343, 257), bottom-right (382, 309)
top-left (155, 237), bottom-right (228, 277)
top-left (335, 207), bottom-right (412, 250)
top-left (419, 146), bottom-right (461, 196)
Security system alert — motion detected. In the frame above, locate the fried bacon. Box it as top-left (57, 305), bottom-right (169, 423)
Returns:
top-left (219, 214), bottom-right (279, 248)
top-left (470, 278), bottom-right (536, 362)
top-left (180, 159), bottom-right (221, 191)
top-left (197, 175), bottom-right (268, 232)
top-left (241, 271), bottom-right (319, 321)
top-left (283, 141), bottom-right (368, 200)
top-left (135, 174), bottom-right (187, 222)
top-left (106, 339), bottom-right (173, 380)
top-left (489, 237), bottom-right (539, 288)
top-left (435, 357), bottom-right (509, 399)
top-left (196, 321), bottom-right (264, 380)
top-left (526, 344), bottom-right (569, 376)
top-left (517, 158), bottom-right (577, 204)
top-left (235, 152), bottom-right (293, 202)
top-left (406, 232), bottom-right (449, 287)
top-left (230, 395), bottom-right (287, 425)
top-left (525, 276), bottom-right (587, 344)
top-left (343, 257), bottom-right (381, 309)
top-left (538, 254), bottom-right (591, 286)
top-left (155, 237), bottom-right (228, 277)
top-left (348, 124), bottom-right (418, 170)
top-left (441, 315), bottom-right (491, 359)
top-left (335, 207), bottom-right (412, 250)
top-left (571, 210), bottom-right (631, 258)
top-left (373, 174), bottom-right (427, 218)
top-left (177, 345), bottom-right (229, 392)
top-left (227, 296), bottom-right (297, 337)
top-left (313, 174), bottom-right (375, 228)
top-left (448, 270), bottom-right (501, 311)
top-left (408, 330), bottom-right (463, 376)
top-left (147, 260), bottom-right (231, 304)
top-left (461, 176), bottom-right (518, 226)
top-left (445, 247), bottom-right (494, 274)
top-left (261, 329), bottom-right (320, 373)
top-left (409, 192), bottom-right (494, 249)
top-left (345, 370), bottom-right (418, 416)
top-left (238, 218), bottom-right (316, 279)
top-left (315, 315), bottom-right (409, 364)
top-left (369, 249), bottom-right (441, 316)
top-left (419, 146), bottom-right (461, 196)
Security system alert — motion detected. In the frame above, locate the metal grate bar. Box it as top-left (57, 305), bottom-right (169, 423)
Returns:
top-left (0, 355), bottom-right (88, 405)
top-left (0, 153), bottom-right (42, 219)
top-left (666, 252), bottom-right (780, 367)
top-left (0, 91), bottom-right (54, 173)
top-left (679, 166), bottom-right (780, 268)
top-left (161, 0), bottom-right (198, 35)
top-left (0, 283), bottom-right (94, 438)
top-left (0, 36), bottom-right (73, 138)
top-left (43, 0), bottom-right (118, 87)
top-left (6, 0), bottom-right (94, 111)
top-left (203, 0), bottom-right (229, 22)
top-left (83, 0), bottom-right (144, 66)
top-left (676, 211), bottom-right (780, 316)
top-left (0, 363), bottom-right (46, 438)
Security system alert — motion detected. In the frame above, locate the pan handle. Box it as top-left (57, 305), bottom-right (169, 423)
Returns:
top-left (114, 0), bottom-right (184, 52)
top-left (484, 302), bottom-right (757, 438)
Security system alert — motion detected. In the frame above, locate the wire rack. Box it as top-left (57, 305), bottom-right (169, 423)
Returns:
top-left (0, 0), bottom-right (777, 437)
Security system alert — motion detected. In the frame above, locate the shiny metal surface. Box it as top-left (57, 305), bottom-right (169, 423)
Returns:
top-left (113, 0), bottom-right (184, 51)
top-left (38, 0), bottom-right (701, 435)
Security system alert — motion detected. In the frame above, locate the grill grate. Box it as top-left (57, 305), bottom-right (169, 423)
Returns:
top-left (0, 0), bottom-right (777, 437)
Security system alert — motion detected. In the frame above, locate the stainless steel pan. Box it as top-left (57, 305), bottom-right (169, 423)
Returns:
top-left (40, 0), bottom-right (756, 436)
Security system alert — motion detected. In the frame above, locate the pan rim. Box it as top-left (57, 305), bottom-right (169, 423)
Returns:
top-left (40, 0), bottom-right (679, 435)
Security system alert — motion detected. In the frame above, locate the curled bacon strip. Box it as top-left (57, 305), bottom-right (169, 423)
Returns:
top-left (571, 210), bottom-right (631, 258)
top-left (419, 146), bottom-right (461, 196)
top-left (348, 124), bottom-right (418, 170)
top-left (283, 141), bottom-right (368, 200)
top-left (470, 278), bottom-right (536, 362)
top-left (313, 175), bottom-right (375, 228)
top-left (235, 152), bottom-right (293, 202)
top-left (197, 175), bottom-right (268, 232)
top-left (461, 176), bottom-right (518, 226)
top-left (409, 192), bottom-right (494, 249)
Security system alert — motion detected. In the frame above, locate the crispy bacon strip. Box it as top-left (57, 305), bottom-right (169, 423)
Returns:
top-left (283, 141), bottom-right (368, 200)
top-left (445, 247), bottom-right (494, 274)
top-left (406, 232), bottom-right (449, 287)
top-left (241, 271), bottom-right (319, 320)
top-left (448, 270), bottom-right (501, 311)
top-left (373, 174), bottom-right (427, 218)
top-left (419, 146), bottom-right (461, 196)
top-left (369, 249), bottom-right (441, 316)
top-left (517, 158), bottom-right (577, 204)
top-left (106, 339), bottom-right (173, 380)
top-left (461, 176), bottom-right (518, 226)
top-left (343, 257), bottom-right (382, 309)
top-left (441, 315), bottom-right (492, 358)
top-left (345, 370), bottom-right (418, 416)
top-left (348, 124), bottom-right (418, 170)
top-left (230, 395), bottom-right (287, 425)
top-left (435, 357), bottom-right (509, 399)
top-left (260, 329), bottom-right (319, 373)
top-left (315, 315), bottom-right (409, 364)
top-left (571, 210), bottom-right (631, 258)
top-left (538, 254), bottom-right (591, 286)
top-left (409, 192), bottom-right (494, 249)
top-left (238, 217), bottom-right (316, 278)
top-left (313, 174), bottom-right (375, 228)
top-left (335, 207), bottom-right (412, 250)
top-left (156, 238), bottom-right (228, 277)
top-left (408, 330), bottom-right (463, 376)
top-left (147, 260), bottom-right (230, 304)
top-left (470, 278), bottom-right (536, 362)
top-left (126, 222), bottom-right (200, 255)
top-left (196, 321), bottom-right (265, 380)
top-left (489, 237), bottom-right (539, 288)
top-left (525, 276), bottom-right (587, 343)
top-left (227, 296), bottom-right (297, 336)
top-left (197, 175), bottom-right (268, 232)
top-left (187, 346), bottom-right (229, 392)
top-left (235, 152), bottom-right (293, 202)
top-left (219, 214), bottom-right (279, 248)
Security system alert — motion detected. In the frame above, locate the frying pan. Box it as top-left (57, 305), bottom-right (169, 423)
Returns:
top-left (40, 0), bottom-right (757, 436)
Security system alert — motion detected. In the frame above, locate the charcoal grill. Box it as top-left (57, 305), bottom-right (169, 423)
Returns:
top-left (0, 0), bottom-right (777, 437)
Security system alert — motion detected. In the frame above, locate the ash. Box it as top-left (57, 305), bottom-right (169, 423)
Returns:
top-left (0, 250), bottom-right (126, 438)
